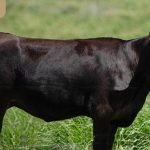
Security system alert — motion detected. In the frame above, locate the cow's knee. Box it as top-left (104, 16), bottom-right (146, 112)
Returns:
top-left (93, 119), bottom-right (117, 150)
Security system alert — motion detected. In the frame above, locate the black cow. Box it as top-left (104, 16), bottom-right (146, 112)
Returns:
top-left (0, 32), bottom-right (149, 150)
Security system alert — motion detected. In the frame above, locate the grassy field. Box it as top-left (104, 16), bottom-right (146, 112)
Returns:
top-left (0, 0), bottom-right (150, 149)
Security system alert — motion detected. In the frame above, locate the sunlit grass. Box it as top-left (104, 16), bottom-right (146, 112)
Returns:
top-left (0, 0), bottom-right (150, 39)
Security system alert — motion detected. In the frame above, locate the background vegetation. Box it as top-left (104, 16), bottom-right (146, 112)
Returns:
top-left (0, 0), bottom-right (150, 149)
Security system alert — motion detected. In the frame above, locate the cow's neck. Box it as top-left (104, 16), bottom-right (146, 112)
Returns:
top-left (125, 36), bottom-right (150, 111)
top-left (129, 35), bottom-right (150, 91)
top-left (109, 36), bottom-right (150, 127)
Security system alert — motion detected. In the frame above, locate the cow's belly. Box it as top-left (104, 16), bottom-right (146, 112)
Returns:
top-left (12, 83), bottom-right (87, 122)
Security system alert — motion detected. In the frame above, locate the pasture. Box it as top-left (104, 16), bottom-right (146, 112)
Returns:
top-left (0, 0), bottom-right (150, 149)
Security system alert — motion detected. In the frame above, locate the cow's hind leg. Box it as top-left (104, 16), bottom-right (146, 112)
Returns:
top-left (0, 94), bottom-right (11, 133)
top-left (93, 118), bottom-right (117, 150)
top-left (0, 101), bottom-right (9, 133)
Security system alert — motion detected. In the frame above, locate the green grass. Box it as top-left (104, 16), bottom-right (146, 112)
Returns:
top-left (0, 0), bottom-right (150, 149)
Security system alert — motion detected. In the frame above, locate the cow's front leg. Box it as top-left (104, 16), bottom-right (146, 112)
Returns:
top-left (93, 118), bottom-right (117, 150)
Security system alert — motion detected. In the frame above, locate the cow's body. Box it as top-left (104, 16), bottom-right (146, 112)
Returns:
top-left (0, 32), bottom-right (150, 150)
